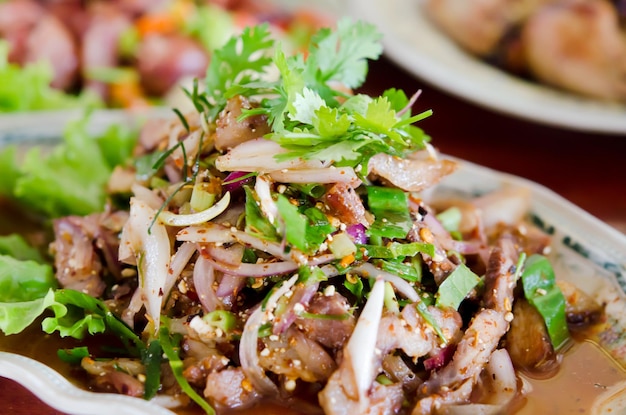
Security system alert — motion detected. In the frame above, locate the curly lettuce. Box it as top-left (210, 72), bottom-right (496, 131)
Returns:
top-left (0, 41), bottom-right (102, 112)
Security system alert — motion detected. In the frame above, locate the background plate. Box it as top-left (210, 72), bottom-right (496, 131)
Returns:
top-left (349, 0), bottom-right (626, 135)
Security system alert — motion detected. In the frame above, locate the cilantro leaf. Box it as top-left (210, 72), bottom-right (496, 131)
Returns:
top-left (204, 24), bottom-right (275, 118)
top-left (307, 18), bottom-right (383, 88)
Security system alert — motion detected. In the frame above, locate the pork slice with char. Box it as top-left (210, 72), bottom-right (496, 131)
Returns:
top-left (204, 367), bottom-right (261, 410)
top-left (51, 211), bottom-right (128, 297)
top-left (324, 182), bottom-right (369, 227)
top-left (295, 291), bottom-right (356, 350)
top-left (214, 95), bottom-right (272, 151)
top-left (412, 309), bottom-right (508, 414)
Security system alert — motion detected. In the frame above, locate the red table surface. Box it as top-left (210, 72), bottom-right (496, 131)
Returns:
top-left (1, 55), bottom-right (625, 415)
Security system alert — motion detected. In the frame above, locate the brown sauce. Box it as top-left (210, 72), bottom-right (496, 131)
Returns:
top-left (2, 198), bottom-right (626, 414)
top-left (519, 340), bottom-right (626, 414)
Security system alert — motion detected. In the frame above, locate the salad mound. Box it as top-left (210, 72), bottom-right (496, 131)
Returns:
top-left (0, 18), bottom-right (604, 415)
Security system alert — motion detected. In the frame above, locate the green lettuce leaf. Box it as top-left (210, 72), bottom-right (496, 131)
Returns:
top-left (0, 41), bottom-right (102, 112)
top-left (0, 234), bottom-right (44, 262)
top-left (0, 290), bottom-right (62, 335)
top-left (0, 115), bottom-right (137, 217)
top-left (0, 254), bottom-right (55, 303)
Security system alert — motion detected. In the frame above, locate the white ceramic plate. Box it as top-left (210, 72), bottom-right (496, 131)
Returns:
top-left (349, 0), bottom-right (626, 135)
top-left (1, 129), bottom-right (625, 413)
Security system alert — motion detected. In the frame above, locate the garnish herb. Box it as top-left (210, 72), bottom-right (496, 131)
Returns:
top-left (415, 300), bottom-right (447, 344)
top-left (521, 254), bottom-right (570, 350)
top-left (435, 263), bottom-right (481, 310)
top-left (57, 346), bottom-right (90, 365)
top-left (142, 339), bottom-right (163, 400)
top-left (366, 186), bottom-right (413, 240)
top-left (159, 325), bottom-right (215, 415)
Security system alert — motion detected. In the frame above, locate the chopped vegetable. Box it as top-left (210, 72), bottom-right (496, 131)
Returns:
top-left (521, 254), bottom-right (570, 350)
top-left (436, 263), bottom-right (481, 310)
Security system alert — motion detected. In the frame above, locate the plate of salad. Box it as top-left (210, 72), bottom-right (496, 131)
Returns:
top-left (1, 18), bottom-right (626, 415)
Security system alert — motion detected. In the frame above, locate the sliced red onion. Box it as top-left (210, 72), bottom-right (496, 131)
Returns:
top-left (268, 167), bottom-right (361, 188)
top-left (203, 243), bottom-right (244, 265)
top-left (177, 223), bottom-right (238, 244)
top-left (193, 256), bottom-right (221, 313)
top-left (158, 192), bottom-right (231, 226)
top-left (421, 210), bottom-right (484, 255)
top-left (223, 171), bottom-right (254, 193)
top-left (239, 275), bottom-right (298, 395)
top-left (216, 273), bottom-right (246, 308)
top-left (130, 183), bottom-right (164, 210)
top-left (201, 245), bottom-right (336, 278)
top-left (120, 197), bottom-right (171, 333)
top-left (484, 348), bottom-right (517, 405)
top-left (202, 256), bottom-right (299, 277)
top-left (423, 344), bottom-right (457, 372)
top-left (215, 138), bottom-right (328, 172)
top-left (272, 282), bottom-right (320, 335)
top-left (255, 175), bottom-right (279, 225)
top-left (352, 262), bottom-right (419, 302)
top-left (121, 287), bottom-right (143, 328)
top-left (346, 223), bottom-right (368, 244)
top-left (177, 223), bottom-right (307, 263)
top-left (163, 241), bottom-right (196, 301)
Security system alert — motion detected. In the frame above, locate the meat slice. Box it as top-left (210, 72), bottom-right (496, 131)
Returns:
top-left (204, 367), bottom-right (261, 410)
top-left (367, 152), bottom-right (457, 193)
top-left (413, 309), bottom-right (508, 413)
top-left (295, 291), bottom-right (356, 350)
top-left (377, 305), bottom-right (462, 359)
top-left (51, 211), bottom-right (128, 297)
top-left (482, 233), bottom-right (519, 313)
top-left (136, 33), bottom-right (210, 97)
top-left (522, 0), bottom-right (626, 101)
top-left (25, 15), bottom-right (79, 90)
top-left (324, 182), bottom-right (369, 227)
top-left (214, 95), bottom-right (272, 151)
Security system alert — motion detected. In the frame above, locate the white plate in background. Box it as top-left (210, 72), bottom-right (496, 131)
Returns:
top-left (349, 0), bottom-right (626, 135)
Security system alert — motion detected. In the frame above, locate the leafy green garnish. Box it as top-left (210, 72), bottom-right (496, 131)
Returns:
top-left (159, 325), bottom-right (215, 415)
top-left (0, 255), bottom-right (55, 303)
top-left (366, 186), bottom-right (413, 240)
top-left (244, 186), bottom-right (279, 241)
top-left (192, 18), bottom-right (429, 169)
top-left (436, 263), bottom-right (481, 310)
top-left (57, 346), bottom-right (90, 365)
top-left (521, 254), bottom-right (570, 350)
top-left (0, 115), bottom-right (137, 217)
top-left (0, 234), bottom-right (44, 263)
top-left (141, 339), bottom-right (162, 400)
top-left (275, 194), bottom-right (337, 254)
top-left (357, 242), bottom-right (434, 260)
top-left (203, 23), bottom-right (275, 119)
